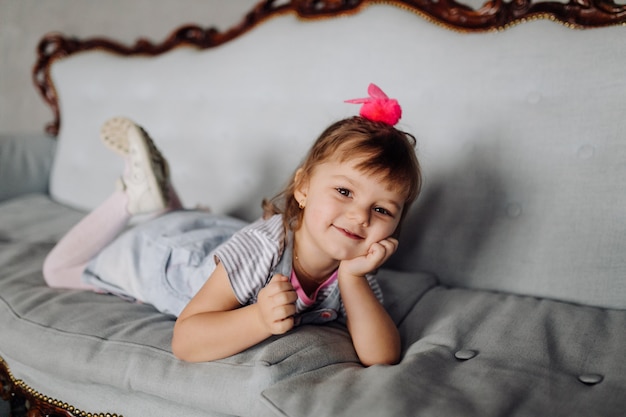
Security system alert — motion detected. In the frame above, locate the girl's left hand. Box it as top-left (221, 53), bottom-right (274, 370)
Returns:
top-left (339, 237), bottom-right (398, 277)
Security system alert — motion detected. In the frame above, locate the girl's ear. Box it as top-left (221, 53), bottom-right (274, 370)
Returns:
top-left (293, 168), bottom-right (308, 207)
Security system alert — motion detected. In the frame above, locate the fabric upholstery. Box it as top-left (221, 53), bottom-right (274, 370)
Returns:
top-left (263, 286), bottom-right (626, 417)
top-left (0, 133), bottom-right (55, 202)
top-left (46, 5), bottom-right (626, 309)
top-left (2, 195), bottom-right (625, 417)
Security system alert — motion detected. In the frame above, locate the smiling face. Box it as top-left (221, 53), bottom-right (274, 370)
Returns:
top-left (293, 156), bottom-right (406, 274)
top-left (263, 117), bottom-right (421, 277)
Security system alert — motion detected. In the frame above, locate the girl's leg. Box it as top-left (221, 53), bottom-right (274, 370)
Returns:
top-left (43, 190), bottom-right (131, 289)
top-left (43, 117), bottom-right (177, 289)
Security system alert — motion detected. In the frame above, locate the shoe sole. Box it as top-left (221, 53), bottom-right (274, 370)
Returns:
top-left (101, 117), bottom-right (170, 210)
top-left (100, 116), bottom-right (133, 156)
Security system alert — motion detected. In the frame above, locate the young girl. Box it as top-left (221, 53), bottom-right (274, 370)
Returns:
top-left (43, 84), bottom-right (422, 366)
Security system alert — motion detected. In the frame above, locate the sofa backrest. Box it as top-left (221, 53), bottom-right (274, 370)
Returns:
top-left (43, 2), bottom-right (626, 309)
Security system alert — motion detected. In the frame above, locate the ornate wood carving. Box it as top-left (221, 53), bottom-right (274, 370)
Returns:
top-left (0, 356), bottom-right (119, 417)
top-left (32, 0), bottom-right (626, 137)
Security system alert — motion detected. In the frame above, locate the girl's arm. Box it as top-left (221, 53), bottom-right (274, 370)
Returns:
top-left (172, 262), bottom-right (297, 362)
top-left (338, 239), bottom-right (401, 366)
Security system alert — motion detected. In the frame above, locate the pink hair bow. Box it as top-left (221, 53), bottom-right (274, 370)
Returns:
top-left (345, 83), bottom-right (402, 126)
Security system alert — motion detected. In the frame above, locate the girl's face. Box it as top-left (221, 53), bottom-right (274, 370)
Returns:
top-left (294, 156), bottom-right (405, 270)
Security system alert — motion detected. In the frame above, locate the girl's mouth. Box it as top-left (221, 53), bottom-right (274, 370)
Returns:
top-left (334, 225), bottom-right (364, 240)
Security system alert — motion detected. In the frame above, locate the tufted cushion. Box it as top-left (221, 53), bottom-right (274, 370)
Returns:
top-left (262, 285), bottom-right (626, 417)
top-left (6, 196), bottom-right (624, 417)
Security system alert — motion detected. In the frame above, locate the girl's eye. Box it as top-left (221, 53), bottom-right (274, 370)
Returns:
top-left (374, 207), bottom-right (394, 217)
top-left (336, 188), bottom-right (351, 197)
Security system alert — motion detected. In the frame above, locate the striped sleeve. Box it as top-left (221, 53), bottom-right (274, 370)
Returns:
top-left (213, 215), bottom-right (285, 305)
top-left (366, 273), bottom-right (384, 305)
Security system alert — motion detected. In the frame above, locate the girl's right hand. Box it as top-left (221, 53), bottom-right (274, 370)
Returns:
top-left (256, 274), bottom-right (297, 335)
top-left (339, 237), bottom-right (399, 278)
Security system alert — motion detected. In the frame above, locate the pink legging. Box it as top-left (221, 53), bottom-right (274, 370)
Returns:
top-left (43, 187), bottom-right (183, 290)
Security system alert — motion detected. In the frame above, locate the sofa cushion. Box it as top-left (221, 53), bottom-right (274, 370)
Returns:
top-left (262, 285), bottom-right (626, 417)
top-left (3, 195), bottom-right (626, 417)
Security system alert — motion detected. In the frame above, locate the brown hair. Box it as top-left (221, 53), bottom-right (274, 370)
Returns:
top-left (262, 116), bottom-right (422, 232)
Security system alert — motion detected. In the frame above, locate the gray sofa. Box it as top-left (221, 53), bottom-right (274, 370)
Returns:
top-left (1, 1), bottom-right (626, 416)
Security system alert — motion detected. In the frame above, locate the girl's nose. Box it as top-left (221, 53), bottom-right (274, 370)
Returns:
top-left (349, 205), bottom-right (370, 227)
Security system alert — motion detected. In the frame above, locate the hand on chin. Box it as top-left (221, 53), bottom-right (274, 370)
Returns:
top-left (338, 238), bottom-right (398, 277)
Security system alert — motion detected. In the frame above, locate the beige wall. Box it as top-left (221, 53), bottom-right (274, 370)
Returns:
top-left (0, 0), bottom-right (258, 134)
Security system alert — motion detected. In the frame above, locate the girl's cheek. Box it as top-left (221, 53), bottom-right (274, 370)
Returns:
top-left (306, 203), bottom-right (329, 219)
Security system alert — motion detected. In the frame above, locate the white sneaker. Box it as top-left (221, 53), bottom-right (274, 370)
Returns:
top-left (100, 117), bottom-right (170, 215)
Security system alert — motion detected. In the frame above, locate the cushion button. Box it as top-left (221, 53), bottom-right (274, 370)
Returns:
top-left (527, 92), bottom-right (542, 104)
top-left (454, 349), bottom-right (478, 360)
top-left (577, 144), bottom-right (595, 160)
top-left (578, 374), bottom-right (603, 385)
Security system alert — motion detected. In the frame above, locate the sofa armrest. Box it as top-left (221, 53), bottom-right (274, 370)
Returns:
top-left (0, 133), bottom-right (56, 202)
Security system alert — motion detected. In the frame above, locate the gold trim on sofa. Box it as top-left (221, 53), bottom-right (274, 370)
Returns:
top-left (0, 355), bottom-right (122, 417)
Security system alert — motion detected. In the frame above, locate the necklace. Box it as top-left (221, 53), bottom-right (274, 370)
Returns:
top-left (293, 241), bottom-right (329, 285)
